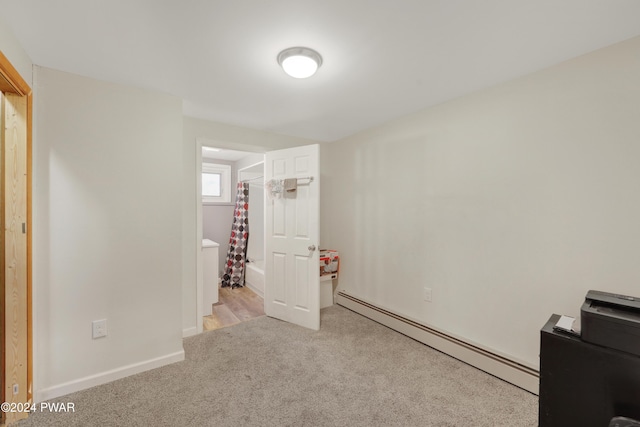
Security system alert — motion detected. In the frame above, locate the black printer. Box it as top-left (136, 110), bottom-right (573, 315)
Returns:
top-left (581, 290), bottom-right (640, 357)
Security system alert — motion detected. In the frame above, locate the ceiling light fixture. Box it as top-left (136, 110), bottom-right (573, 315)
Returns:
top-left (277, 47), bottom-right (322, 79)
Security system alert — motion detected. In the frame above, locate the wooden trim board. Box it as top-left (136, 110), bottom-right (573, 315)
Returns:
top-left (1, 50), bottom-right (32, 426)
top-left (0, 52), bottom-right (30, 96)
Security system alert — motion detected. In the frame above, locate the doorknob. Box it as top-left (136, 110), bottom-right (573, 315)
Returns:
top-left (308, 245), bottom-right (317, 252)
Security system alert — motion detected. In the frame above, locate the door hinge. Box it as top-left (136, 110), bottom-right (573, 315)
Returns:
top-left (22, 222), bottom-right (26, 234)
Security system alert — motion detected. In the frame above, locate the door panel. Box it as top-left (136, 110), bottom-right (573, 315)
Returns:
top-left (265, 144), bottom-right (320, 330)
top-left (294, 255), bottom-right (310, 309)
top-left (272, 252), bottom-right (287, 304)
top-left (295, 184), bottom-right (311, 237)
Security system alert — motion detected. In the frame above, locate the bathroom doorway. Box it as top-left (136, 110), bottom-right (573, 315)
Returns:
top-left (198, 144), bottom-right (266, 332)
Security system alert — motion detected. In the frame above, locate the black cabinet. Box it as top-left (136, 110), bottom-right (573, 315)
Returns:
top-left (539, 314), bottom-right (640, 426)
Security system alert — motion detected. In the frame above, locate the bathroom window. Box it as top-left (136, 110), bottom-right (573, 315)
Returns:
top-left (202, 163), bottom-right (231, 204)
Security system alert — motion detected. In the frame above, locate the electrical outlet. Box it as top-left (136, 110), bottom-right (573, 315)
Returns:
top-left (423, 287), bottom-right (432, 303)
top-left (13, 384), bottom-right (19, 395)
top-left (92, 319), bottom-right (107, 339)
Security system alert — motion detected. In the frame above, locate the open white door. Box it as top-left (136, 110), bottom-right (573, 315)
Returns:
top-left (265, 144), bottom-right (320, 330)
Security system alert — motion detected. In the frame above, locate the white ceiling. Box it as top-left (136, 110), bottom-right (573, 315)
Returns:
top-left (2, 1), bottom-right (640, 142)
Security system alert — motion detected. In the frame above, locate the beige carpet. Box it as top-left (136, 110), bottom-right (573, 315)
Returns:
top-left (17, 305), bottom-right (538, 426)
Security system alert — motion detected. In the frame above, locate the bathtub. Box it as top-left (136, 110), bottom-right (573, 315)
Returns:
top-left (245, 259), bottom-right (264, 298)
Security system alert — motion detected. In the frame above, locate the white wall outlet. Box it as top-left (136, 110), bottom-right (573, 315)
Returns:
top-left (423, 287), bottom-right (432, 303)
top-left (92, 319), bottom-right (108, 339)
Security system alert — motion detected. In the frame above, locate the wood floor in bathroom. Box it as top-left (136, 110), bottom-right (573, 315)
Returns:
top-left (203, 284), bottom-right (265, 331)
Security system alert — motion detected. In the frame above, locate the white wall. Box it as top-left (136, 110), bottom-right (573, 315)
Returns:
top-left (324, 36), bottom-right (640, 369)
top-left (33, 66), bottom-right (184, 400)
top-left (182, 116), bottom-right (319, 335)
top-left (0, 15), bottom-right (33, 85)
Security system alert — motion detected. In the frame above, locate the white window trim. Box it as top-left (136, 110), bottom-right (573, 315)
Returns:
top-left (202, 163), bottom-right (231, 204)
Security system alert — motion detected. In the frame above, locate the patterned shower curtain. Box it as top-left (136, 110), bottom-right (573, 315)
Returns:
top-left (221, 182), bottom-right (250, 289)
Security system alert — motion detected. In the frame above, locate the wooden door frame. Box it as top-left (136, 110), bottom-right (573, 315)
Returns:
top-left (0, 50), bottom-right (32, 425)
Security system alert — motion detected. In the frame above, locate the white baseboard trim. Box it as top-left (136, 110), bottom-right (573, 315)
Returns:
top-left (183, 326), bottom-right (198, 338)
top-left (245, 282), bottom-right (264, 299)
top-left (35, 350), bottom-right (185, 403)
top-left (335, 291), bottom-right (539, 395)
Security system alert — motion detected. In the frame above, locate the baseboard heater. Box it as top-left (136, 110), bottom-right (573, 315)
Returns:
top-left (335, 291), bottom-right (539, 395)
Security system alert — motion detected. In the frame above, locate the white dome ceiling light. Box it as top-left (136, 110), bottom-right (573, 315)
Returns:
top-left (277, 47), bottom-right (322, 79)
